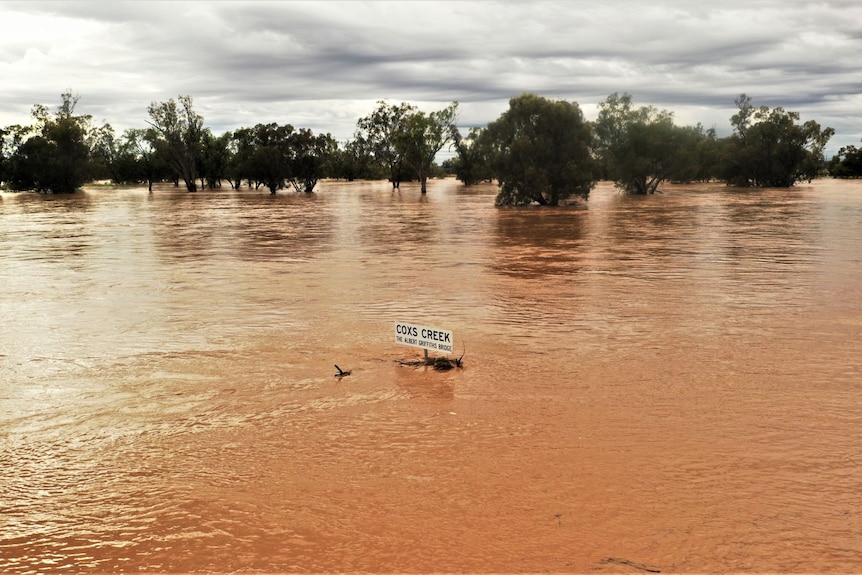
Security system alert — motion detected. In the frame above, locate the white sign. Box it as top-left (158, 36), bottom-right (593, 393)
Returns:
top-left (394, 322), bottom-right (454, 353)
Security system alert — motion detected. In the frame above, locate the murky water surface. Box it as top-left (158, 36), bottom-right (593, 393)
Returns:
top-left (1, 179), bottom-right (861, 573)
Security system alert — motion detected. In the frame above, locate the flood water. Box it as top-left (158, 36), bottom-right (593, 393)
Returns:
top-left (1, 178), bottom-right (861, 573)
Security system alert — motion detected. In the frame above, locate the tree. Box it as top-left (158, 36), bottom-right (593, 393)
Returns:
top-left (146, 95), bottom-right (204, 192)
top-left (286, 129), bottom-right (337, 193)
top-left (450, 127), bottom-right (494, 186)
top-left (0, 128), bottom-right (7, 186)
top-left (199, 129), bottom-right (232, 189)
top-left (356, 101), bottom-right (416, 189)
top-left (687, 124), bottom-right (721, 183)
top-left (0, 125), bottom-right (21, 186)
top-left (225, 127), bottom-right (255, 190)
top-left (123, 128), bottom-right (168, 192)
top-left (593, 92), bottom-right (637, 180)
top-left (729, 94), bottom-right (756, 143)
top-left (594, 92), bottom-right (694, 194)
top-left (247, 122), bottom-right (294, 194)
top-left (485, 93), bottom-right (596, 206)
top-left (829, 143), bottom-right (862, 178)
top-left (330, 137), bottom-right (376, 181)
top-left (6, 90), bottom-right (95, 193)
top-left (396, 102), bottom-right (459, 193)
top-left (90, 123), bottom-right (141, 184)
top-left (720, 94), bottom-right (834, 187)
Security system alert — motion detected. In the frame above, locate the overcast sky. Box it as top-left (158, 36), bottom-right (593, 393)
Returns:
top-left (1, 0), bottom-right (860, 155)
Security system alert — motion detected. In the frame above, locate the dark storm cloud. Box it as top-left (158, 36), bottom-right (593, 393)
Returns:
top-left (1, 0), bottom-right (860, 151)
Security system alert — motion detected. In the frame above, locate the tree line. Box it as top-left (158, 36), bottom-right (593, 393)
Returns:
top-left (0, 91), bottom-right (458, 196)
top-left (0, 90), bottom-right (854, 205)
top-left (447, 92), bottom-right (838, 205)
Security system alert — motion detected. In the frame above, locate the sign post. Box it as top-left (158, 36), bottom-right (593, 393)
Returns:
top-left (394, 321), bottom-right (454, 359)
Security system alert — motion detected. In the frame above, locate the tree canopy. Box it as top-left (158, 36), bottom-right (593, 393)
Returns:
top-left (396, 102), bottom-right (458, 194)
top-left (286, 128), bottom-right (337, 193)
top-left (146, 95), bottom-right (205, 192)
top-left (485, 93), bottom-right (597, 206)
top-left (4, 90), bottom-right (98, 194)
top-left (245, 123), bottom-right (294, 194)
top-left (354, 100), bottom-right (458, 192)
top-left (0, 90), bottom-right (843, 198)
top-left (829, 142), bottom-right (862, 178)
top-left (449, 127), bottom-right (495, 186)
top-left (720, 94), bottom-right (834, 187)
top-left (594, 92), bottom-right (698, 194)
top-left (355, 101), bottom-right (415, 189)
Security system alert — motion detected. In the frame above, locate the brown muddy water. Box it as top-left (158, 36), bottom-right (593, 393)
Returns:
top-left (1, 178), bottom-right (861, 574)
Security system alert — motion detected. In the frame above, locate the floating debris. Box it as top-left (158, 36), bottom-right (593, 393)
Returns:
top-left (599, 557), bottom-right (661, 573)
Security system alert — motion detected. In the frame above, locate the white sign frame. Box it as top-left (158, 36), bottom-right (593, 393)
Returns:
top-left (394, 322), bottom-right (454, 353)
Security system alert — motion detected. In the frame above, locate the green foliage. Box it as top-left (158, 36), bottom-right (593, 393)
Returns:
top-left (90, 123), bottom-right (144, 184)
top-left (225, 123), bottom-right (335, 194)
top-left (225, 127), bottom-right (256, 189)
top-left (247, 123), bottom-right (295, 194)
top-left (0, 125), bottom-right (36, 189)
top-left (199, 130), bottom-right (232, 189)
top-left (5, 91), bottom-right (96, 193)
top-left (829, 143), bottom-right (862, 178)
top-left (356, 101), bottom-right (416, 188)
top-left (355, 100), bottom-right (458, 193)
top-left (451, 127), bottom-right (495, 186)
top-left (688, 124), bottom-right (722, 183)
top-left (122, 128), bottom-right (170, 192)
top-left (396, 102), bottom-right (459, 193)
top-left (594, 92), bottom-right (702, 194)
top-left (329, 137), bottom-right (380, 181)
top-left (720, 94), bottom-right (834, 187)
top-left (146, 95), bottom-right (205, 192)
top-left (486, 93), bottom-right (596, 206)
top-left (0, 90), bottom-right (839, 200)
top-left (286, 128), bottom-right (337, 193)
top-left (0, 126), bottom-right (17, 186)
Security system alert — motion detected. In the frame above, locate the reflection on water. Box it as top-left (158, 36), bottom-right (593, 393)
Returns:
top-left (1, 192), bottom-right (96, 263)
top-left (493, 207), bottom-right (587, 279)
top-left (145, 192), bottom-right (337, 264)
top-left (1, 179), bottom-right (861, 573)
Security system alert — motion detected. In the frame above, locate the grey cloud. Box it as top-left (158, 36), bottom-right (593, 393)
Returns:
top-left (1, 1), bottom-right (861, 154)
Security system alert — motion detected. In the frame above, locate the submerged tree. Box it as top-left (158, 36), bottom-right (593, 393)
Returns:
top-left (225, 127), bottom-right (255, 190)
top-left (450, 126), bottom-right (494, 186)
top-left (286, 128), bottom-right (337, 193)
top-left (330, 136), bottom-right (378, 181)
top-left (0, 125), bottom-right (20, 186)
top-left (594, 92), bottom-right (699, 194)
top-left (198, 129), bottom-right (232, 189)
top-left (829, 142), bottom-right (862, 178)
top-left (124, 128), bottom-right (168, 192)
top-left (89, 123), bottom-right (124, 183)
top-left (355, 101), bottom-right (416, 189)
top-left (720, 94), bottom-right (834, 187)
top-left (485, 93), bottom-right (596, 206)
top-left (247, 122), bottom-right (295, 194)
top-left (396, 102), bottom-right (459, 193)
top-left (146, 95), bottom-right (205, 192)
top-left (678, 123), bottom-right (721, 183)
top-left (5, 90), bottom-right (97, 193)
